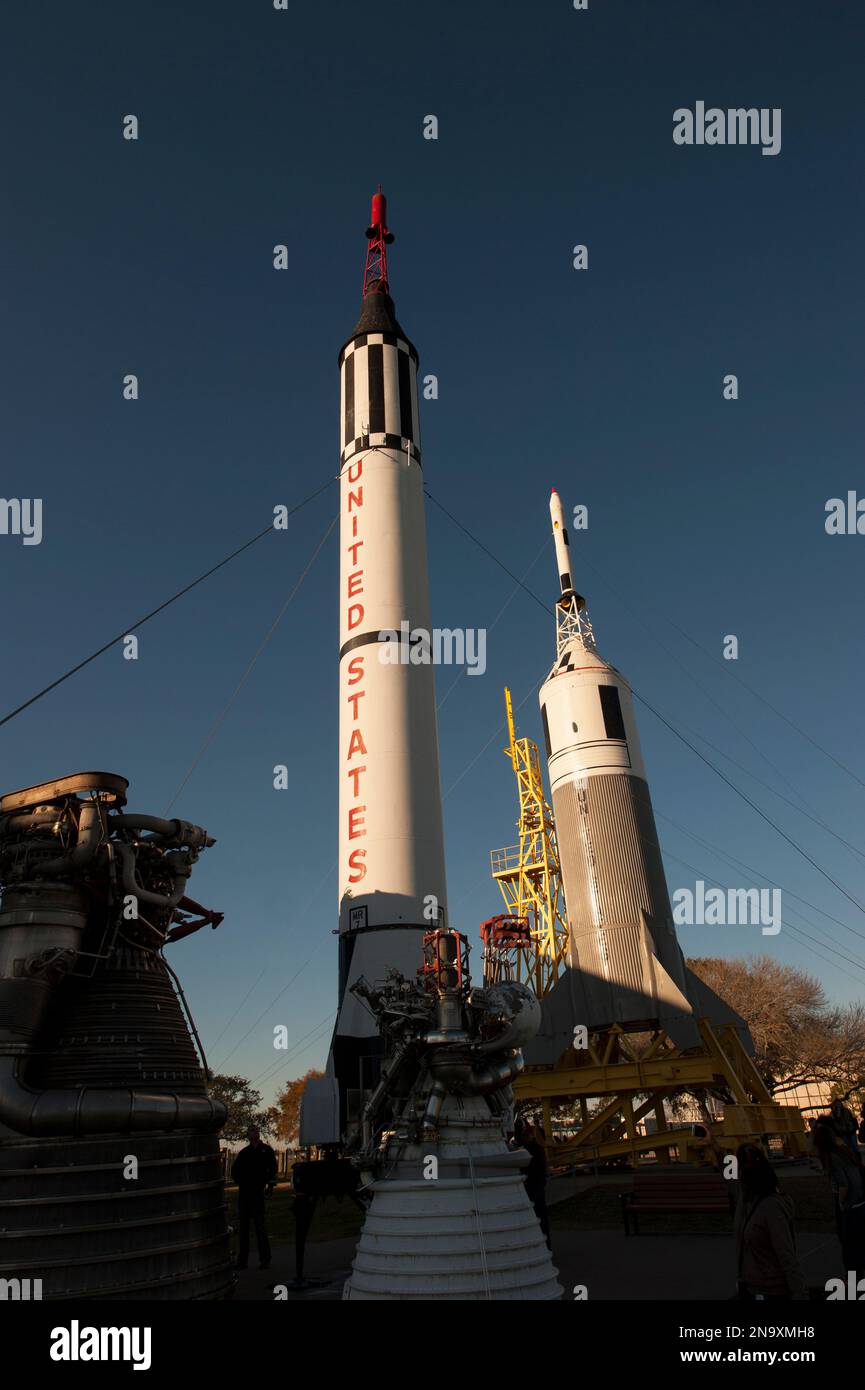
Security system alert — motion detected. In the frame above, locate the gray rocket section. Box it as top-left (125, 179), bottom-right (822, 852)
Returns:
top-left (526, 491), bottom-right (752, 1061)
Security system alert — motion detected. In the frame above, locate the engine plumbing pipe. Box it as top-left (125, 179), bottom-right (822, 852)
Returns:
top-left (422, 1050), bottom-right (524, 1132)
top-left (113, 842), bottom-right (192, 909)
top-left (0, 1055), bottom-right (225, 1136)
top-left (37, 801), bottom-right (105, 876)
top-left (112, 815), bottom-right (215, 849)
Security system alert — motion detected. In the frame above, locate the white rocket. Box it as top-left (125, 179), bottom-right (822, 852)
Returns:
top-left (319, 191), bottom-right (448, 1126)
top-left (530, 491), bottom-right (748, 1052)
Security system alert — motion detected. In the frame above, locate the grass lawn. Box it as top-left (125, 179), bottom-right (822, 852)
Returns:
top-left (225, 1184), bottom-right (364, 1244)
top-left (227, 1174), bottom-right (835, 1243)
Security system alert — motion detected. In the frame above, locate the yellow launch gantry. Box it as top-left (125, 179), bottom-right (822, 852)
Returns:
top-left (486, 689), bottom-right (806, 1166)
top-left (486, 688), bottom-right (569, 995)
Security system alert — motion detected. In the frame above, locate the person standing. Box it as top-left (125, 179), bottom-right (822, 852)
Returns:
top-left (812, 1123), bottom-right (865, 1278)
top-left (515, 1118), bottom-right (551, 1251)
top-left (231, 1125), bottom-right (278, 1271)
top-left (734, 1144), bottom-right (808, 1301)
top-left (829, 1099), bottom-right (859, 1157)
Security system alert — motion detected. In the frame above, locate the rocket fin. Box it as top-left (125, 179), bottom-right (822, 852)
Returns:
top-left (683, 966), bottom-right (755, 1055)
top-left (525, 913), bottom-right (702, 1062)
top-left (299, 1073), bottom-right (341, 1146)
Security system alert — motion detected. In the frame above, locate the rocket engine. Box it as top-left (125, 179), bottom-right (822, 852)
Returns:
top-left (342, 929), bottom-right (562, 1300)
top-left (0, 772), bottom-right (231, 1301)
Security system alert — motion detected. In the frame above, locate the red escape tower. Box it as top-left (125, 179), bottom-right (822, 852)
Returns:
top-left (363, 186), bottom-right (394, 297)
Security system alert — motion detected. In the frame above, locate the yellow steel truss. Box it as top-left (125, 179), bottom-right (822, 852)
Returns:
top-left (513, 1021), bottom-right (806, 1164)
top-left (488, 689), bottom-right (808, 1164)
top-left (488, 688), bottom-right (569, 995)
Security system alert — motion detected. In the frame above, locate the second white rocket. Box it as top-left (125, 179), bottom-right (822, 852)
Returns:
top-left (530, 490), bottom-right (750, 1053)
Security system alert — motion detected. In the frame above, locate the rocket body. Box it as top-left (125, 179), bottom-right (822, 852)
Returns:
top-left (540, 641), bottom-right (696, 1034)
top-left (331, 198), bottom-right (448, 1111)
top-left (537, 492), bottom-right (698, 1043)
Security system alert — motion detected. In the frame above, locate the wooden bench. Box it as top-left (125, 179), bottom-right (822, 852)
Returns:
top-left (621, 1169), bottom-right (733, 1236)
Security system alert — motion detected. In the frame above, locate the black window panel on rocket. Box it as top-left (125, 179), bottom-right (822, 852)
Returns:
top-left (397, 348), bottom-right (413, 441)
top-left (541, 703), bottom-right (552, 758)
top-left (366, 344), bottom-right (386, 433)
top-left (599, 684), bottom-right (626, 740)
top-left (344, 352), bottom-right (355, 443)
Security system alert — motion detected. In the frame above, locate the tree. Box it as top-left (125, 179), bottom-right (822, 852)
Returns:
top-left (208, 1073), bottom-right (276, 1141)
top-left (273, 1070), bottom-right (324, 1148)
top-left (687, 955), bottom-right (865, 1097)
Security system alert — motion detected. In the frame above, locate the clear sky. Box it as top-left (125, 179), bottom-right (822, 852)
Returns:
top-left (2, 0), bottom-right (864, 1104)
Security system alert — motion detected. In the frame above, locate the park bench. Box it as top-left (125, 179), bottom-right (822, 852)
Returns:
top-left (621, 1169), bottom-right (734, 1236)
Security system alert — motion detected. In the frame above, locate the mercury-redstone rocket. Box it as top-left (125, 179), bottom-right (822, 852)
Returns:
top-left (316, 191), bottom-right (449, 1131)
top-left (527, 490), bottom-right (750, 1059)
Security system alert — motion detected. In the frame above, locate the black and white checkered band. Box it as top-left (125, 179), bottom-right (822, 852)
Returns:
top-left (340, 433), bottom-right (422, 468)
top-left (339, 331), bottom-right (421, 461)
top-left (547, 651), bottom-right (588, 679)
top-left (338, 332), bottom-right (418, 369)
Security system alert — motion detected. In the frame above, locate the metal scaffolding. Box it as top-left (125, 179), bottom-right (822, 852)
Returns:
top-left (486, 688), bottom-right (569, 996)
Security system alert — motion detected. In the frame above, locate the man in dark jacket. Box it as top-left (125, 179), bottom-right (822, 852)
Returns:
top-left (231, 1126), bottom-right (278, 1270)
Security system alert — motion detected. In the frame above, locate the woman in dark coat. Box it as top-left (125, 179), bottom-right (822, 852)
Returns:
top-left (734, 1144), bottom-right (807, 1300)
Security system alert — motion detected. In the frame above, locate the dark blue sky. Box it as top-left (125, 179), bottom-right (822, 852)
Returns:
top-left (2, 0), bottom-right (864, 1101)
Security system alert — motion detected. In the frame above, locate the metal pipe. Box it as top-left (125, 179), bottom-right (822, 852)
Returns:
top-left (360, 1039), bottom-right (411, 1149)
top-left (0, 1054), bottom-right (225, 1136)
top-left (0, 810), bottom-right (62, 835)
top-left (422, 1079), bottom-right (447, 1133)
top-left (37, 801), bottom-right (104, 876)
top-left (114, 842), bottom-right (190, 909)
top-left (112, 815), bottom-right (215, 850)
top-left (113, 814), bottom-right (180, 838)
top-left (469, 1051), bottom-right (525, 1092)
top-left (429, 1048), bottom-right (524, 1095)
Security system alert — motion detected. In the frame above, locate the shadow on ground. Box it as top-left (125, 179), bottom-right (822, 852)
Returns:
top-left (227, 1173), bottom-right (841, 1301)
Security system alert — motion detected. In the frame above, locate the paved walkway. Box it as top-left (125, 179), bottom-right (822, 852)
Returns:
top-left (553, 1229), bottom-right (840, 1301)
top-left (231, 1238), bottom-right (356, 1301)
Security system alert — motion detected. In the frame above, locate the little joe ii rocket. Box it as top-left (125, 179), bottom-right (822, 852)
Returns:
top-left (527, 490), bottom-right (750, 1058)
top-left (319, 192), bottom-right (449, 1130)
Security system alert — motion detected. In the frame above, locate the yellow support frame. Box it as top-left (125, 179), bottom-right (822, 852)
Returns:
top-left (488, 688), bottom-right (569, 994)
top-left (513, 1023), bottom-right (807, 1164)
